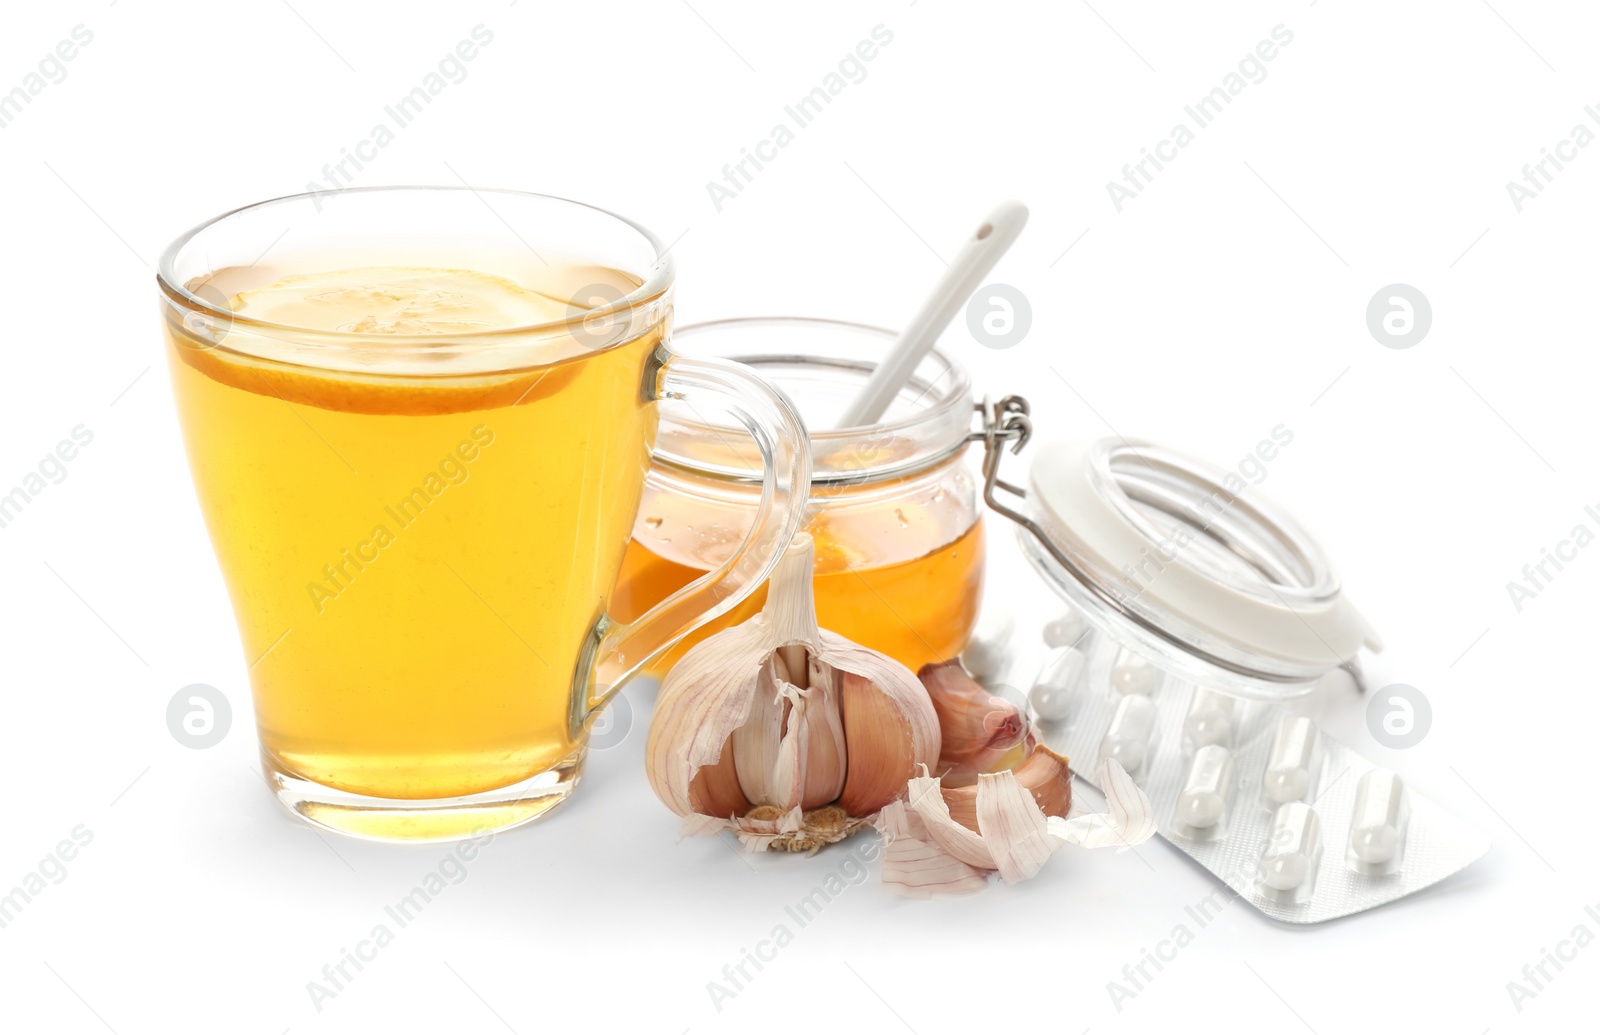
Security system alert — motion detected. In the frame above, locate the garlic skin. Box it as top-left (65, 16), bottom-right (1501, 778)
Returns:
top-left (918, 661), bottom-right (1032, 786)
top-left (646, 533), bottom-right (941, 851)
top-left (879, 754), bottom-right (1155, 896)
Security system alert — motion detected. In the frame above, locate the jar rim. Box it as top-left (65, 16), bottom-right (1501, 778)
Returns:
top-left (654, 317), bottom-right (975, 485)
top-left (1012, 436), bottom-right (1377, 696)
top-left (1086, 439), bottom-right (1338, 606)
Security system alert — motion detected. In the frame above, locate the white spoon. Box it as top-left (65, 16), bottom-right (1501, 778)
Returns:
top-left (836, 199), bottom-right (1029, 428)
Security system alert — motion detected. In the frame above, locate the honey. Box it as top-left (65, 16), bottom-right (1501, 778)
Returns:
top-left (614, 518), bottom-right (985, 676)
top-left (609, 317), bottom-right (989, 679)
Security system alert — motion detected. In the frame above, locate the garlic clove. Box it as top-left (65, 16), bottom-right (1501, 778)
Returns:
top-left (645, 617), bottom-right (770, 819)
top-left (688, 732), bottom-right (750, 819)
top-left (730, 658), bottom-right (797, 809)
top-left (939, 744), bottom-right (1073, 832)
top-left (824, 631), bottom-right (941, 775)
top-left (836, 670), bottom-right (925, 816)
top-left (918, 661), bottom-right (1029, 784)
top-left (791, 671), bottom-right (848, 810)
top-left (877, 799), bottom-right (989, 897)
top-left (1015, 746), bottom-right (1074, 819)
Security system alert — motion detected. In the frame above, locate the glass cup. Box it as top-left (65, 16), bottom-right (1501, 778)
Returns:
top-left (612, 317), bottom-right (985, 677)
top-left (158, 188), bottom-right (810, 842)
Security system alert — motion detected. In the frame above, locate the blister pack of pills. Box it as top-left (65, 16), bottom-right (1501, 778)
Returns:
top-left (1010, 613), bottom-right (1491, 924)
top-left (968, 433), bottom-right (1492, 923)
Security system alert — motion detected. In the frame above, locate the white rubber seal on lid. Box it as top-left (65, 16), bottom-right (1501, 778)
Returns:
top-left (1024, 438), bottom-right (1379, 686)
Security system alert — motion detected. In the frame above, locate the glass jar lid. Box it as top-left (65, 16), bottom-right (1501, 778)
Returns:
top-left (983, 427), bottom-right (1381, 699)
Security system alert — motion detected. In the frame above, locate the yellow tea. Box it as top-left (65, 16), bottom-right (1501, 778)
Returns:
top-left (167, 266), bottom-right (660, 801)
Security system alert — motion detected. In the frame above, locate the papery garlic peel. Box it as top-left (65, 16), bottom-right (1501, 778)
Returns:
top-left (879, 753), bottom-right (1155, 896)
top-left (645, 533), bottom-right (941, 852)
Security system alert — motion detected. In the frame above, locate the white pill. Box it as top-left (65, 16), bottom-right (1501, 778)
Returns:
top-left (1042, 609), bottom-right (1090, 649)
top-left (1263, 715), bottom-right (1319, 804)
top-left (1261, 802), bottom-right (1321, 891)
top-left (1350, 769), bottom-right (1406, 864)
top-left (1099, 694), bottom-right (1157, 773)
top-left (1183, 688), bottom-right (1235, 748)
top-left (961, 611), bottom-right (1015, 683)
top-left (1111, 646), bottom-right (1158, 695)
top-left (1029, 647), bottom-right (1086, 722)
top-left (1177, 744), bottom-right (1233, 829)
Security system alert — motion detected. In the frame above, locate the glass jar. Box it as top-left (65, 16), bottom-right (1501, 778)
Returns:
top-left (611, 317), bottom-right (986, 677)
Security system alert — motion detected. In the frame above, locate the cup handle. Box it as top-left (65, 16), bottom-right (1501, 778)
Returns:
top-left (572, 351), bottom-right (811, 737)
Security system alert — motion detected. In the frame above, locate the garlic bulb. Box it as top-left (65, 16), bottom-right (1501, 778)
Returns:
top-left (645, 533), bottom-right (941, 852)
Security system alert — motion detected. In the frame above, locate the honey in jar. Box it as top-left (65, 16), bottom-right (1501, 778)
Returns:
top-left (610, 318), bottom-right (987, 676)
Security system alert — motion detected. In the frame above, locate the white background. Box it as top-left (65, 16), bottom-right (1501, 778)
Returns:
top-left (1, 0), bottom-right (1595, 1031)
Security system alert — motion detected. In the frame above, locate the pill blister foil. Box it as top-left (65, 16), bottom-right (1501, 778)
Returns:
top-left (1029, 626), bottom-right (1491, 924)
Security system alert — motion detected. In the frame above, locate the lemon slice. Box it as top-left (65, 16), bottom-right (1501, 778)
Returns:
top-left (229, 266), bottom-right (568, 335)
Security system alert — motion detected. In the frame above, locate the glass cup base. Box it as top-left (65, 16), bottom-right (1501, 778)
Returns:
top-left (262, 750), bottom-right (585, 844)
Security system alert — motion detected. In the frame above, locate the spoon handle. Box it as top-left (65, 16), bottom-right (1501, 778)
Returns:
top-left (836, 200), bottom-right (1029, 428)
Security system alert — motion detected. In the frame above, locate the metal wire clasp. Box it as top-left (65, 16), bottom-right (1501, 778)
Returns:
top-left (968, 395), bottom-right (1034, 526)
